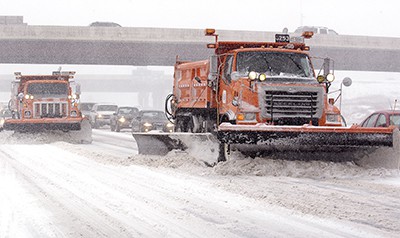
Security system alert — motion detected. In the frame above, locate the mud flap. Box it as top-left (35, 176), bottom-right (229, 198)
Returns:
top-left (132, 132), bottom-right (220, 166)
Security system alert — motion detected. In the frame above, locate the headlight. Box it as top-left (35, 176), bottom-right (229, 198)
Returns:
top-left (24, 94), bottom-right (34, 100)
top-left (244, 113), bottom-right (256, 121)
top-left (24, 110), bottom-right (31, 117)
top-left (326, 113), bottom-right (340, 123)
top-left (118, 117), bottom-right (126, 123)
top-left (166, 122), bottom-right (174, 128)
top-left (259, 73), bottom-right (267, 81)
top-left (326, 73), bottom-right (335, 82)
top-left (143, 122), bottom-right (152, 127)
top-left (97, 114), bottom-right (103, 118)
top-left (0, 118), bottom-right (4, 126)
top-left (248, 71), bottom-right (257, 80)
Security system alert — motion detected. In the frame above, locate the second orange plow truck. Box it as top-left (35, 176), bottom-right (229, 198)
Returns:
top-left (3, 71), bottom-right (92, 144)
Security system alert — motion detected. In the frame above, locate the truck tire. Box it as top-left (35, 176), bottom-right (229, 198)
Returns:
top-left (116, 123), bottom-right (121, 132)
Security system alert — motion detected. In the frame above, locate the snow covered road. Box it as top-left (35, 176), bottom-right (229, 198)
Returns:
top-left (0, 129), bottom-right (400, 237)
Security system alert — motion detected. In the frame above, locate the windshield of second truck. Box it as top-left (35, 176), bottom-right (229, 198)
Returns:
top-left (236, 51), bottom-right (314, 80)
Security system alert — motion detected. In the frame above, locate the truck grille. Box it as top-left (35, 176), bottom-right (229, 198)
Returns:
top-left (260, 86), bottom-right (323, 119)
top-left (33, 102), bottom-right (68, 118)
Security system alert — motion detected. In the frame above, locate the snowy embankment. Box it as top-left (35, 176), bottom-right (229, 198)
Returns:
top-left (1, 129), bottom-right (400, 237)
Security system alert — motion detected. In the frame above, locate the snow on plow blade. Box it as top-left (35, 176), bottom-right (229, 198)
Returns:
top-left (217, 123), bottom-right (400, 168)
top-left (132, 132), bottom-right (220, 165)
top-left (217, 123), bottom-right (398, 148)
top-left (4, 119), bottom-right (82, 131)
top-left (3, 118), bottom-right (92, 144)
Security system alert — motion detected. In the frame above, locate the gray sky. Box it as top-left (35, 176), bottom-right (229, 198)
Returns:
top-left (0, 0), bottom-right (399, 37)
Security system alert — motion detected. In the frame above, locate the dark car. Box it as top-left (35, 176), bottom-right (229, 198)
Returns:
top-left (89, 21), bottom-right (121, 27)
top-left (110, 106), bottom-right (139, 132)
top-left (131, 110), bottom-right (174, 132)
top-left (360, 110), bottom-right (400, 128)
top-left (0, 108), bottom-right (12, 131)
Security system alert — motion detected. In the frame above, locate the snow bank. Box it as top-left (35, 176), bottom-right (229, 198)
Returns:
top-left (118, 150), bottom-right (400, 179)
top-left (2, 130), bottom-right (398, 180)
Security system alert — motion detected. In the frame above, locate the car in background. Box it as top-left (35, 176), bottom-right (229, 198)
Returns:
top-left (294, 26), bottom-right (338, 35)
top-left (131, 110), bottom-right (174, 132)
top-left (89, 103), bottom-right (118, 129)
top-left (0, 108), bottom-right (12, 131)
top-left (89, 21), bottom-right (121, 27)
top-left (79, 102), bottom-right (96, 119)
top-left (360, 110), bottom-right (400, 128)
top-left (110, 106), bottom-right (139, 132)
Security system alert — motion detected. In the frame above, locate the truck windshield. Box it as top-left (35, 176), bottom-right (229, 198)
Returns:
top-left (236, 51), bottom-right (314, 79)
top-left (27, 83), bottom-right (68, 98)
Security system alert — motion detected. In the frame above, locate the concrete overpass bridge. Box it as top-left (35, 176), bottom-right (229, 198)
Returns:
top-left (1, 25), bottom-right (400, 72)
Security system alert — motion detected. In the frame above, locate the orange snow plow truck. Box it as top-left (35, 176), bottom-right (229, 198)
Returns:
top-left (3, 71), bottom-right (92, 143)
top-left (133, 29), bottom-right (399, 167)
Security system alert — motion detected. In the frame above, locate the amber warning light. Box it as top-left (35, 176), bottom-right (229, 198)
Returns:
top-left (205, 28), bottom-right (216, 36)
top-left (302, 31), bottom-right (314, 39)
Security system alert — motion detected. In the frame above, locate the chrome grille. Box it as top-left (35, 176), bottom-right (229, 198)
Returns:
top-left (33, 102), bottom-right (68, 118)
top-left (260, 86), bottom-right (323, 119)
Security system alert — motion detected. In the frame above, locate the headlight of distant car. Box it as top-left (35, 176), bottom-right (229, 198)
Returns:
top-left (143, 122), bottom-right (152, 127)
top-left (97, 114), bottom-right (103, 118)
top-left (118, 117), bottom-right (126, 123)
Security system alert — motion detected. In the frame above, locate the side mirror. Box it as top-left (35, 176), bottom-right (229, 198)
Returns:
top-left (342, 77), bottom-right (352, 87)
top-left (76, 83), bottom-right (81, 95)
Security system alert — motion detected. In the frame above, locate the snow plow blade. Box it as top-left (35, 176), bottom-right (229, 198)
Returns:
top-left (217, 123), bottom-right (398, 148)
top-left (3, 118), bottom-right (92, 144)
top-left (217, 123), bottom-right (400, 168)
top-left (132, 132), bottom-right (220, 165)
